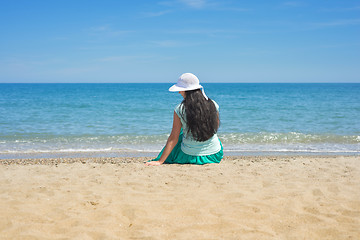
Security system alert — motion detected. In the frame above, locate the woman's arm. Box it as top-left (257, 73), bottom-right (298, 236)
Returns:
top-left (145, 111), bottom-right (182, 166)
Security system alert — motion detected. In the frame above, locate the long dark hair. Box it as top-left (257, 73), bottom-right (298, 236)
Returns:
top-left (180, 89), bottom-right (219, 142)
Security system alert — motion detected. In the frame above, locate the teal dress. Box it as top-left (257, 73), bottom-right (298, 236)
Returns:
top-left (151, 129), bottom-right (223, 165)
top-left (151, 129), bottom-right (224, 165)
top-left (150, 101), bottom-right (223, 165)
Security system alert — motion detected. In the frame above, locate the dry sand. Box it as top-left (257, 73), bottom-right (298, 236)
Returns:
top-left (0, 156), bottom-right (359, 240)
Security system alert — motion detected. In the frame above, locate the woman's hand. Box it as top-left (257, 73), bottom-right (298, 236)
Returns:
top-left (145, 112), bottom-right (181, 167)
top-left (145, 161), bottom-right (163, 166)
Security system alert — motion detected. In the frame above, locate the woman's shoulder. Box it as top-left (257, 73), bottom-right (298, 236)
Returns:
top-left (174, 103), bottom-right (184, 116)
top-left (174, 102), bottom-right (183, 110)
top-left (175, 99), bottom-right (219, 112)
top-left (211, 99), bottom-right (219, 111)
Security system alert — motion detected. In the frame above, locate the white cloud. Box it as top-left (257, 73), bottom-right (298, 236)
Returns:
top-left (151, 40), bottom-right (203, 47)
top-left (282, 1), bottom-right (304, 7)
top-left (158, 1), bottom-right (174, 7)
top-left (166, 28), bottom-right (256, 38)
top-left (217, 7), bottom-right (250, 12)
top-left (97, 56), bottom-right (148, 62)
top-left (90, 25), bottom-right (111, 32)
top-left (179, 0), bottom-right (207, 8)
top-left (158, 0), bottom-right (249, 11)
top-left (142, 10), bottom-right (173, 17)
top-left (88, 25), bottom-right (133, 37)
top-left (96, 55), bottom-right (176, 64)
top-left (151, 40), bottom-right (186, 47)
top-left (54, 67), bottom-right (99, 75)
top-left (322, 6), bottom-right (360, 12)
top-left (314, 19), bottom-right (360, 27)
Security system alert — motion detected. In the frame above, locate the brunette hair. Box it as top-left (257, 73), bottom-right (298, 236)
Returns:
top-left (180, 89), bottom-right (219, 141)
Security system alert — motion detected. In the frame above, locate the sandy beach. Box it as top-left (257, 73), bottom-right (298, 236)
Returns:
top-left (0, 155), bottom-right (359, 239)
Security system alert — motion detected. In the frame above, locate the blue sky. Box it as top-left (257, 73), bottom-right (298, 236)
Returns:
top-left (0, 0), bottom-right (359, 83)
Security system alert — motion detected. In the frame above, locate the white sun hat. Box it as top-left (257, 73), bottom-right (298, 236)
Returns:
top-left (169, 73), bottom-right (208, 100)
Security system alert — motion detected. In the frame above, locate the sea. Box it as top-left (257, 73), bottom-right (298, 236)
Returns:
top-left (0, 83), bottom-right (359, 159)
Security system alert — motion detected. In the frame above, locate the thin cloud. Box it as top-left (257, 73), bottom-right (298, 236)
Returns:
top-left (216, 7), bottom-right (250, 12)
top-left (167, 29), bottom-right (227, 34)
top-left (88, 25), bottom-right (133, 37)
top-left (96, 55), bottom-right (175, 63)
top-left (168, 0), bottom-right (218, 9)
top-left (322, 6), bottom-right (360, 12)
top-left (159, 0), bottom-right (249, 11)
top-left (151, 40), bottom-right (203, 47)
top-left (151, 40), bottom-right (186, 47)
top-left (158, 1), bottom-right (175, 7)
top-left (90, 25), bottom-right (111, 32)
top-left (179, 0), bottom-right (207, 8)
top-left (142, 10), bottom-right (173, 17)
top-left (249, 18), bottom-right (360, 32)
top-left (97, 56), bottom-right (150, 62)
top-left (0, 58), bottom-right (64, 67)
top-left (166, 28), bottom-right (269, 36)
top-left (313, 19), bottom-right (360, 27)
top-left (315, 42), bottom-right (360, 49)
top-left (165, 28), bottom-right (242, 38)
top-left (55, 67), bottom-right (99, 75)
top-left (282, 1), bottom-right (305, 7)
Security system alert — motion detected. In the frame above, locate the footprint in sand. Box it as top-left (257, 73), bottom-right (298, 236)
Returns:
top-left (122, 206), bottom-right (136, 221)
top-left (312, 189), bottom-right (324, 196)
top-left (37, 186), bottom-right (55, 197)
top-left (327, 185), bottom-right (339, 193)
top-left (262, 181), bottom-right (272, 188)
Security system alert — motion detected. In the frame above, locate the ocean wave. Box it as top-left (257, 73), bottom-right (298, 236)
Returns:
top-left (0, 134), bottom-right (170, 144)
top-left (1, 132), bottom-right (359, 145)
top-left (0, 132), bottom-right (359, 157)
top-left (218, 132), bottom-right (360, 144)
top-left (0, 149), bottom-right (159, 154)
top-left (0, 145), bottom-right (359, 159)
top-left (224, 149), bottom-right (360, 153)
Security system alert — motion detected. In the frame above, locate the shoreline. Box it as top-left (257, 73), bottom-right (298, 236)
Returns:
top-left (0, 155), bottom-right (359, 165)
top-left (0, 150), bottom-right (359, 160)
top-left (1, 155), bottom-right (359, 239)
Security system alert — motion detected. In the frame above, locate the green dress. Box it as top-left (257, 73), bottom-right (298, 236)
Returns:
top-left (151, 129), bottom-right (223, 165)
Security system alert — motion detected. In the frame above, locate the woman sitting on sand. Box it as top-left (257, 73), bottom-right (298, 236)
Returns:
top-left (146, 73), bottom-right (223, 166)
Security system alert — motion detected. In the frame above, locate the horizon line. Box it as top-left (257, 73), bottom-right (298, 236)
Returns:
top-left (0, 82), bottom-right (359, 84)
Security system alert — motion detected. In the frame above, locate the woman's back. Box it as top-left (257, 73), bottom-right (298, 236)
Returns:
top-left (175, 99), bottom-right (221, 156)
top-left (179, 89), bottom-right (219, 141)
top-left (146, 73), bottom-right (223, 165)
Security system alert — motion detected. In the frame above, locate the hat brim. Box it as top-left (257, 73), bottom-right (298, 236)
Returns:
top-left (169, 84), bottom-right (203, 92)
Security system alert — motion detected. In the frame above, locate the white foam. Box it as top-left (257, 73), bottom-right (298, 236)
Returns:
top-left (223, 149), bottom-right (360, 153)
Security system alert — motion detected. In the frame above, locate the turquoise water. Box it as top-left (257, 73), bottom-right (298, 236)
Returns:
top-left (0, 83), bottom-right (359, 158)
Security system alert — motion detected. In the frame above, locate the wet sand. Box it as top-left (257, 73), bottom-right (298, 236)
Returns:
top-left (0, 156), bottom-right (359, 239)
